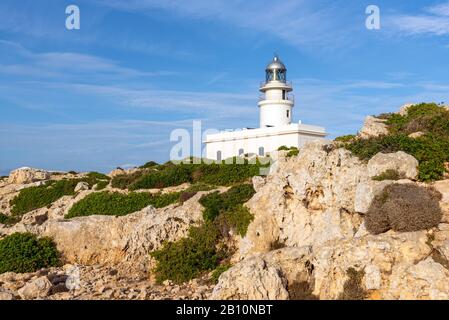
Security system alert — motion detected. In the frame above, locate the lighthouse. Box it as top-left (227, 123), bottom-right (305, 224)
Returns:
top-left (204, 55), bottom-right (327, 161)
top-left (258, 56), bottom-right (294, 128)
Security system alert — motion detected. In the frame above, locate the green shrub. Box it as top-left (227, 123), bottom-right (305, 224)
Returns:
top-left (0, 213), bottom-right (19, 226)
top-left (199, 184), bottom-right (255, 221)
top-left (111, 170), bottom-right (147, 189)
top-left (10, 173), bottom-right (114, 216)
top-left (150, 222), bottom-right (220, 284)
top-left (10, 180), bottom-right (79, 216)
top-left (372, 169), bottom-right (404, 181)
top-left (86, 171), bottom-right (110, 181)
top-left (346, 103), bottom-right (449, 181)
top-left (139, 161), bottom-right (159, 169)
top-left (286, 148), bottom-right (300, 157)
top-left (211, 263), bottom-right (232, 284)
top-left (215, 205), bottom-right (254, 237)
top-left (335, 135), bottom-right (356, 143)
top-left (278, 145), bottom-right (289, 151)
top-left (130, 165), bottom-right (193, 190)
top-left (338, 268), bottom-right (367, 300)
top-left (65, 191), bottom-right (180, 219)
top-left (365, 184), bottom-right (442, 235)
top-left (0, 233), bottom-right (60, 274)
top-left (151, 183), bottom-right (256, 284)
top-left (95, 180), bottom-right (109, 190)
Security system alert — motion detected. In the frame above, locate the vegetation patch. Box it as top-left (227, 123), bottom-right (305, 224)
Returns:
top-left (338, 268), bottom-right (367, 300)
top-left (151, 183), bottom-right (256, 284)
top-left (372, 169), bottom-right (405, 181)
top-left (277, 146), bottom-right (300, 157)
top-left (112, 158), bottom-right (269, 190)
top-left (95, 180), bottom-right (109, 191)
top-left (335, 134), bottom-right (356, 143)
top-left (0, 213), bottom-right (19, 226)
top-left (0, 233), bottom-right (60, 274)
top-left (211, 263), bottom-right (232, 284)
top-left (150, 222), bottom-right (221, 284)
top-left (199, 184), bottom-right (255, 222)
top-left (288, 281), bottom-right (318, 300)
top-left (345, 103), bottom-right (449, 181)
top-left (365, 184), bottom-right (442, 235)
top-left (65, 191), bottom-right (180, 219)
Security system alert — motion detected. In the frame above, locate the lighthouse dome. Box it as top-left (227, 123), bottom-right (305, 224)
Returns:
top-left (266, 56), bottom-right (286, 71)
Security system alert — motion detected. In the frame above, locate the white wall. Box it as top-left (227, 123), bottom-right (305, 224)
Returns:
top-left (205, 124), bottom-right (326, 160)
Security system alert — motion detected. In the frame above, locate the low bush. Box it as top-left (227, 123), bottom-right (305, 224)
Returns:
top-left (211, 263), bottom-right (232, 284)
top-left (215, 205), bottom-right (254, 237)
top-left (86, 171), bottom-right (110, 181)
top-left (111, 170), bottom-right (147, 189)
top-left (139, 161), bottom-right (159, 169)
top-left (10, 173), bottom-right (113, 216)
top-left (150, 222), bottom-right (221, 284)
top-left (151, 183), bottom-right (256, 284)
top-left (335, 134), bottom-right (356, 143)
top-left (278, 145), bottom-right (289, 151)
top-left (372, 169), bottom-right (404, 181)
top-left (345, 103), bottom-right (449, 181)
top-left (112, 159), bottom-right (268, 190)
top-left (365, 184), bottom-right (442, 235)
top-left (65, 191), bottom-right (180, 219)
top-left (0, 213), bottom-right (19, 226)
top-left (10, 179), bottom-right (78, 216)
top-left (199, 184), bottom-right (255, 221)
top-left (286, 148), bottom-right (299, 157)
top-left (0, 233), bottom-right (60, 274)
top-left (129, 165), bottom-right (193, 190)
top-left (338, 268), bottom-right (367, 300)
top-left (95, 180), bottom-right (109, 190)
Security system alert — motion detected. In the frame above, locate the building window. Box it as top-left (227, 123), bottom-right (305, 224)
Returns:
top-left (287, 110), bottom-right (290, 118)
top-left (282, 90), bottom-right (286, 100)
top-left (258, 147), bottom-right (265, 156)
top-left (238, 148), bottom-right (244, 156)
top-left (217, 151), bottom-right (222, 161)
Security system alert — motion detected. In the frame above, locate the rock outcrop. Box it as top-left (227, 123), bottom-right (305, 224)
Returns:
top-left (8, 167), bottom-right (50, 184)
top-left (358, 116), bottom-right (389, 139)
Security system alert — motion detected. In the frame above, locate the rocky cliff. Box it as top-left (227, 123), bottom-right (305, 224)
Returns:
top-left (2, 103), bottom-right (449, 300)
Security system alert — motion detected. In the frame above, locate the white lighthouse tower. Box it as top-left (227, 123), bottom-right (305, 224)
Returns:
top-left (258, 56), bottom-right (294, 128)
top-left (204, 55), bottom-right (327, 161)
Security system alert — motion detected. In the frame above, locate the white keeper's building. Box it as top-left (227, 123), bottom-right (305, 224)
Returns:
top-left (204, 55), bottom-right (327, 161)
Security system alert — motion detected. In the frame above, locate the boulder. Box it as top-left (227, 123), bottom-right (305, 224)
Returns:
top-left (358, 116), bottom-right (389, 139)
top-left (398, 103), bottom-right (414, 116)
top-left (8, 167), bottom-right (50, 184)
top-left (0, 288), bottom-right (15, 300)
top-left (367, 151), bottom-right (419, 180)
top-left (17, 276), bottom-right (52, 300)
top-left (354, 180), bottom-right (394, 214)
top-left (212, 247), bottom-right (312, 300)
top-left (74, 182), bottom-right (89, 192)
top-left (408, 132), bottom-right (425, 139)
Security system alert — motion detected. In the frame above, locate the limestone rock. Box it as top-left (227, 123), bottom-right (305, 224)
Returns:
top-left (0, 288), bottom-right (15, 300)
top-left (74, 182), bottom-right (89, 192)
top-left (39, 192), bottom-right (205, 273)
top-left (8, 167), bottom-right (50, 184)
top-left (241, 142), bottom-right (367, 257)
top-left (408, 131), bottom-right (425, 139)
top-left (367, 151), bottom-right (419, 180)
top-left (212, 247), bottom-right (311, 300)
top-left (18, 276), bottom-right (52, 300)
top-left (398, 103), bottom-right (414, 116)
top-left (354, 180), bottom-right (393, 214)
top-left (358, 116), bottom-right (389, 139)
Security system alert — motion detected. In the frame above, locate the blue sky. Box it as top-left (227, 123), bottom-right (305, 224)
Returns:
top-left (1, 0), bottom-right (449, 174)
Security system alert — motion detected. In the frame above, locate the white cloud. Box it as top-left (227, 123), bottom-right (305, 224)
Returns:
top-left (96, 0), bottom-right (354, 50)
top-left (389, 2), bottom-right (449, 36)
